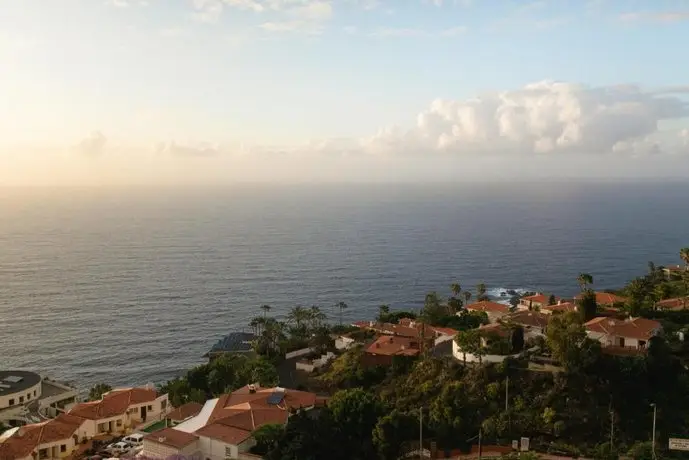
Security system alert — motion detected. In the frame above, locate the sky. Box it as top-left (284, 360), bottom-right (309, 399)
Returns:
top-left (1, 0), bottom-right (689, 185)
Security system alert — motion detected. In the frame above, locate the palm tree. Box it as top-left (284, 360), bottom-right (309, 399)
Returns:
top-left (464, 291), bottom-right (472, 306)
top-left (336, 301), bottom-right (348, 325)
top-left (680, 247), bottom-right (689, 267)
top-left (476, 283), bottom-right (488, 301)
top-left (577, 273), bottom-right (593, 291)
top-left (261, 304), bottom-right (272, 318)
top-left (451, 282), bottom-right (461, 297)
top-left (249, 316), bottom-right (266, 335)
top-left (287, 306), bottom-right (310, 329)
top-left (309, 306), bottom-right (327, 328)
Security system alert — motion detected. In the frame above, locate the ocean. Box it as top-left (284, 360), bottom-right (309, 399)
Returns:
top-left (1, 182), bottom-right (687, 389)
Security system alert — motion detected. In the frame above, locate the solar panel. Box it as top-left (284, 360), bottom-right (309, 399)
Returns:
top-left (266, 392), bottom-right (284, 405)
top-left (0, 384), bottom-right (11, 389)
top-left (4, 376), bottom-right (23, 383)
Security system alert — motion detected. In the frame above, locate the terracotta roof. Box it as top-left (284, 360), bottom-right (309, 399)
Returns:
top-left (69, 387), bottom-right (158, 420)
top-left (506, 311), bottom-right (549, 329)
top-left (354, 319), bottom-right (447, 339)
top-left (0, 413), bottom-right (85, 460)
top-left (542, 302), bottom-right (577, 314)
top-left (467, 301), bottom-right (509, 314)
top-left (655, 297), bottom-right (689, 311)
top-left (584, 317), bottom-right (661, 341)
top-left (144, 427), bottom-right (198, 449)
top-left (521, 294), bottom-right (559, 305)
top-left (365, 335), bottom-right (420, 357)
top-left (664, 265), bottom-right (686, 272)
top-left (575, 291), bottom-right (628, 306)
top-left (430, 326), bottom-right (459, 336)
top-left (168, 402), bottom-right (204, 422)
top-left (195, 423), bottom-right (252, 445)
top-left (477, 323), bottom-right (510, 338)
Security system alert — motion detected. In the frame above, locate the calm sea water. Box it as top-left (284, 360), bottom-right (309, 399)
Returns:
top-left (1, 182), bottom-right (687, 389)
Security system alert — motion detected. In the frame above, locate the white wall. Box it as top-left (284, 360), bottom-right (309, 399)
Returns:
top-left (142, 438), bottom-right (201, 459)
top-left (285, 348), bottom-right (315, 359)
top-left (198, 436), bottom-right (240, 460)
top-left (0, 380), bottom-right (42, 410)
top-left (452, 341), bottom-right (518, 364)
top-left (335, 337), bottom-right (355, 350)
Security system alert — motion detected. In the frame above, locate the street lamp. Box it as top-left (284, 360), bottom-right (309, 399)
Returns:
top-left (650, 403), bottom-right (657, 460)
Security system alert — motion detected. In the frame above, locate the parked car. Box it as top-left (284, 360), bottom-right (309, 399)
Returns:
top-left (122, 433), bottom-right (145, 447)
top-left (106, 441), bottom-right (131, 455)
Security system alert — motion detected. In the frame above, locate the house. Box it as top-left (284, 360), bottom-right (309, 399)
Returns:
top-left (0, 371), bottom-right (78, 426)
top-left (662, 265), bottom-right (687, 280)
top-left (334, 336), bottom-right (356, 350)
top-left (518, 293), bottom-right (559, 311)
top-left (353, 319), bottom-right (457, 346)
top-left (655, 297), bottom-right (689, 311)
top-left (295, 352), bottom-right (335, 373)
top-left (584, 317), bottom-right (662, 351)
top-left (574, 291), bottom-right (628, 308)
top-left (505, 311), bottom-right (549, 337)
top-left (67, 387), bottom-right (169, 437)
top-left (363, 335), bottom-right (420, 367)
top-left (206, 332), bottom-right (257, 361)
top-left (142, 385), bottom-right (322, 459)
top-left (0, 413), bottom-right (87, 460)
top-left (465, 301), bottom-right (510, 323)
top-left (167, 402), bottom-right (204, 426)
top-left (541, 301), bottom-right (578, 315)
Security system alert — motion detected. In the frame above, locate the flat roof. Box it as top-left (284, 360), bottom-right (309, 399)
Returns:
top-left (0, 371), bottom-right (42, 395)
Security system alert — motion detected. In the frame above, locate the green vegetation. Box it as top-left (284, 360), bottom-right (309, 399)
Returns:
top-left (87, 382), bottom-right (112, 401)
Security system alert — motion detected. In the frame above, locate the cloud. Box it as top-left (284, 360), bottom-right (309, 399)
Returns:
top-left (359, 81), bottom-right (689, 157)
top-left (619, 10), bottom-right (689, 23)
top-left (155, 141), bottom-right (221, 157)
top-left (258, 1), bottom-right (333, 34)
top-left (107, 0), bottom-right (149, 7)
top-left (77, 132), bottom-right (107, 156)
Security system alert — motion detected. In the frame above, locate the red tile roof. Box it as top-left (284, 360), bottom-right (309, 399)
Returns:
top-left (195, 423), bottom-right (252, 445)
top-left (542, 302), bottom-right (577, 314)
top-left (521, 294), bottom-right (559, 305)
top-left (664, 265), bottom-right (686, 272)
top-left (167, 402), bottom-right (204, 422)
top-left (477, 323), bottom-right (510, 338)
top-left (467, 301), bottom-right (509, 314)
top-left (365, 335), bottom-right (420, 357)
top-left (0, 413), bottom-right (85, 460)
top-left (584, 317), bottom-right (661, 341)
top-left (506, 311), bottom-right (549, 329)
top-left (575, 291), bottom-right (628, 306)
top-left (69, 387), bottom-right (158, 420)
top-left (144, 427), bottom-right (198, 449)
top-left (655, 297), bottom-right (689, 311)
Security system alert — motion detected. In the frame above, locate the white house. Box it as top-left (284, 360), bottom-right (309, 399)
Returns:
top-left (334, 336), bottom-right (356, 350)
top-left (142, 385), bottom-right (323, 460)
top-left (584, 317), bottom-right (662, 351)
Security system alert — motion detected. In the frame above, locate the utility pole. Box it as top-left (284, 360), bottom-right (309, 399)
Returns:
top-left (419, 407), bottom-right (423, 460)
top-left (478, 428), bottom-right (482, 460)
top-left (651, 403), bottom-right (657, 460)
top-left (609, 408), bottom-right (614, 449)
top-left (505, 375), bottom-right (509, 412)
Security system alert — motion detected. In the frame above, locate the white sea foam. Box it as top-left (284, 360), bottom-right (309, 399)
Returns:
top-left (485, 287), bottom-right (532, 305)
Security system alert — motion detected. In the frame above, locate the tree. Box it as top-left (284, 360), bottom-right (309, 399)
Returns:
top-left (88, 383), bottom-right (112, 401)
top-left (337, 301), bottom-right (348, 325)
top-left (378, 304), bottom-right (390, 322)
top-left (576, 288), bottom-right (597, 322)
top-left (476, 283), bottom-right (488, 301)
top-left (455, 329), bottom-right (483, 364)
top-left (510, 325), bottom-right (525, 353)
top-left (464, 291), bottom-right (472, 306)
top-left (627, 278), bottom-right (650, 315)
top-left (680, 247), bottom-right (689, 266)
top-left (328, 389), bottom-right (382, 459)
top-left (372, 410), bottom-right (418, 460)
top-left (548, 294), bottom-right (557, 306)
top-left (261, 304), bottom-right (272, 318)
top-left (288, 306), bottom-right (310, 329)
top-left (577, 273), bottom-right (594, 291)
top-left (252, 423), bottom-right (284, 455)
top-left (421, 292), bottom-right (446, 325)
top-left (546, 312), bottom-right (588, 369)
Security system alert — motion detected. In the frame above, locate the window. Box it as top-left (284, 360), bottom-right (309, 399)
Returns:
top-left (39, 449), bottom-right (48, 459)
top-left (161, 400), bottom-right (167, 410)
top-left (225, 446), bottom-right (233, 459)
top-left (8, 399), bottom-right (14, 406)
top-left (34, 390), bottom-right (37, 397)
top-left (147, 405), bottom-right (153, 411)
top-left (19, 396), bottom-right (24, 403)
top-left (61, 445), bottom-right (66, 453)
top-left (116, 419), bottom-right (123, 427)
top-left (27, 393), bottom-right (31, 400)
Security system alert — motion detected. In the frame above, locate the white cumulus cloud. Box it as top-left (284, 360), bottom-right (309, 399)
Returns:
top-left (361, 81), bottom-right (688, 157)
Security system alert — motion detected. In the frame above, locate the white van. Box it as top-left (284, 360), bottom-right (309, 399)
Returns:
top-left (122, 433), bottom-right (145, 447)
